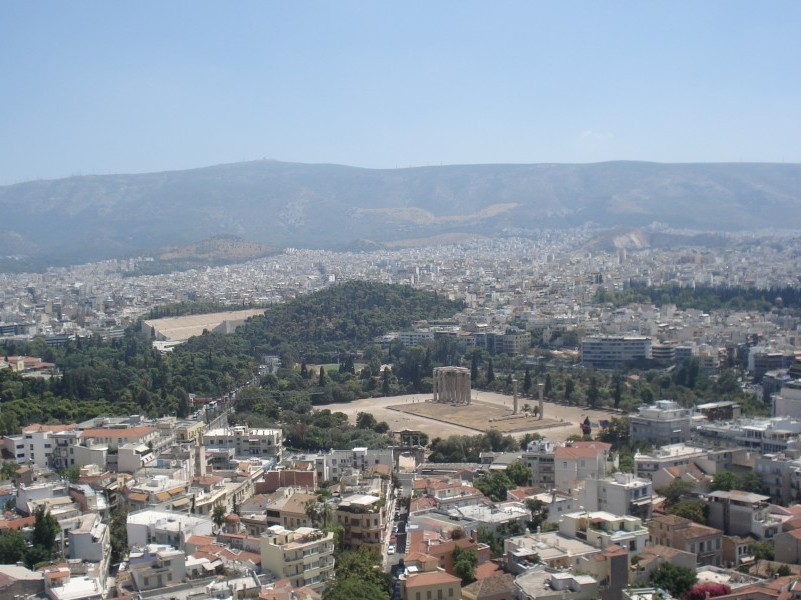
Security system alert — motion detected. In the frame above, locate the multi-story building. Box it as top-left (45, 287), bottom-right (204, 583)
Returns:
top-left (581, 335), bottom-right (651, 369)
top-left (126, 476), bottom-right (191, 513)
top-left (202, 426), bottom-right (282, 462)
top-left (706, 490), bottom-right (780, 539)
top-left (648, 513), bottom-right (723, 566)
top-left (695, 401), bottom-right (742, 422)
top-left (504, 531), bottom-right (602, 574)
top-left (401, 571), bottom-right (462, 600)
top-left (523, 439), bottom-right (557, 489)
top-left (499, 328), bottom-right (531, 356)
top-left (519, 491), bottom-right (576, 524)
top-left (264, 491), bottom-right (318, 529)
top-left (579, 473), bottom-right (653, 520)
top-left (515, 568), bottom-right (600, 600)
top-left (773, 529), bottom-right (801, 564)
top-left (559, 511), bottom-right (649, 555)
top-left (634, 444), bottom-right (708, 478)
top-left (694, 417), bottom-right (801, 454)
top-left (397, 330), bottom-right (435, 346)
top-left (651, 342), bottom-right (677, 366)
top-left (336, 493), bottom-right (388, 552)
top-left (523, 439), bottom-right (613, 493)
top-left (630, 400), bottom-right (692, 446)
top-left (128, 544), bottom-right (186, 591)
top-left (321, 447), bottom-right (395, 482)
top-left (454, 503), bottom-right (531, 535)
top-left (17, 424), bottom-right (76, 467)
top-left (772, 380), bottom-right (801, 420)
top-left (260, 525), bottom-right (335, 593)
top-left (126, 509), bottom-right (213, 549)
top-left (755, 452), bottom-right (801, 504)
top-left (748, 349), bottom-right (787, 383)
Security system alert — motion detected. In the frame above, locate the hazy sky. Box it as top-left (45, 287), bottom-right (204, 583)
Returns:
top-left (2, 1), bottom-right (800, 183)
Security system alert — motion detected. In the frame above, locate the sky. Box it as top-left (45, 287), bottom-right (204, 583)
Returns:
top-left (1, 1), bottom-right (800, 184)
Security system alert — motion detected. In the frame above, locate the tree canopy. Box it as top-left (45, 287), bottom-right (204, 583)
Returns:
top-left (649, 563), bottom-right (697, 597)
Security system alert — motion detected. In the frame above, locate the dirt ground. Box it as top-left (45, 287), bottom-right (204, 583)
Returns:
top-left (323, 390), bottom-right (618, 442)
top-left (389, 400), bottom-right (562, 433)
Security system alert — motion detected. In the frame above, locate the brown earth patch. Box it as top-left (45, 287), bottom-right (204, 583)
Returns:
top-left (388, 399), bottom-right (563, 433)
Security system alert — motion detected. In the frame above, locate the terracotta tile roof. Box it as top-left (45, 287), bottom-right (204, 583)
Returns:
top-left (185, 534), bottom-right (216, 547)
top-left (782, 528), bottom-right (801, 540)
top-left (410, 497), bottom-right (437, 513)
top-left (405, 571), bottom-right (461, 588)
top-left (555, 445), bottom-right (608, 459)
top-left (404, 551), bottom-right (440, 566)
top-left (193, 475), bottom-right (224, 487)
top-left (80, 426), bottom-right (156, 439)
top-left (507, 487), bottom-right (543, 501)
top-left (676, 523), bottom-right (722, 541)
top-left (474, 560), bottom-right (503, 579)
top-left (462, 573), bottom-right (516, 598)
top-left (0, 514), bottom-right (36, 530)
top-left (259, 580), bottom-right (321, 600)
top-left (195, 544), bottom-right (261, 565)
top-left (651, 513), bottom-right (691, 526)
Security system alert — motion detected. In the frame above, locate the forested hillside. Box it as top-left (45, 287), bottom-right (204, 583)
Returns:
top-left (239, 280), bottom-right (464, 363)
top-left (0, 282), bottom-right (461, 435)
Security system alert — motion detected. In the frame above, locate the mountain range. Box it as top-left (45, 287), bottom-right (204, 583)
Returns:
top-left (1, 160), bottom-right (800, 268)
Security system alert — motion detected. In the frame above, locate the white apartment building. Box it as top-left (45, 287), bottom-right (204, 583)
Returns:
top-left (559, 511), bottom-right (649, 555)
top-left (323, 447), bottom-right (394, 482)
top-left (581, 335), bottom-right (651, 369)
top-left (16, 424), bottom-right (75, 467)
top-left (126, 509), bottom-right (213, 550)
top-left (397, 330), bottom-right (435, 346)
top-left (695, 417), bottom-right (801, 454)
top-left (630, 400), bottom-right (692, 446)
top-left (67, 512), bottom-right (110, 572)
top-left (634, 444), bottom-right (708, 478)
top-left (202, 426), bottom-right (283, 462)
top-left (580, 473), bottom-right (653, 520)
top-left (260, 526), bottom-right (335, 592)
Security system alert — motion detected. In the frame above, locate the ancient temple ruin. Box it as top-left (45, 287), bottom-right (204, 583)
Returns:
top-left (432, 366), bottom-right (471, 404)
